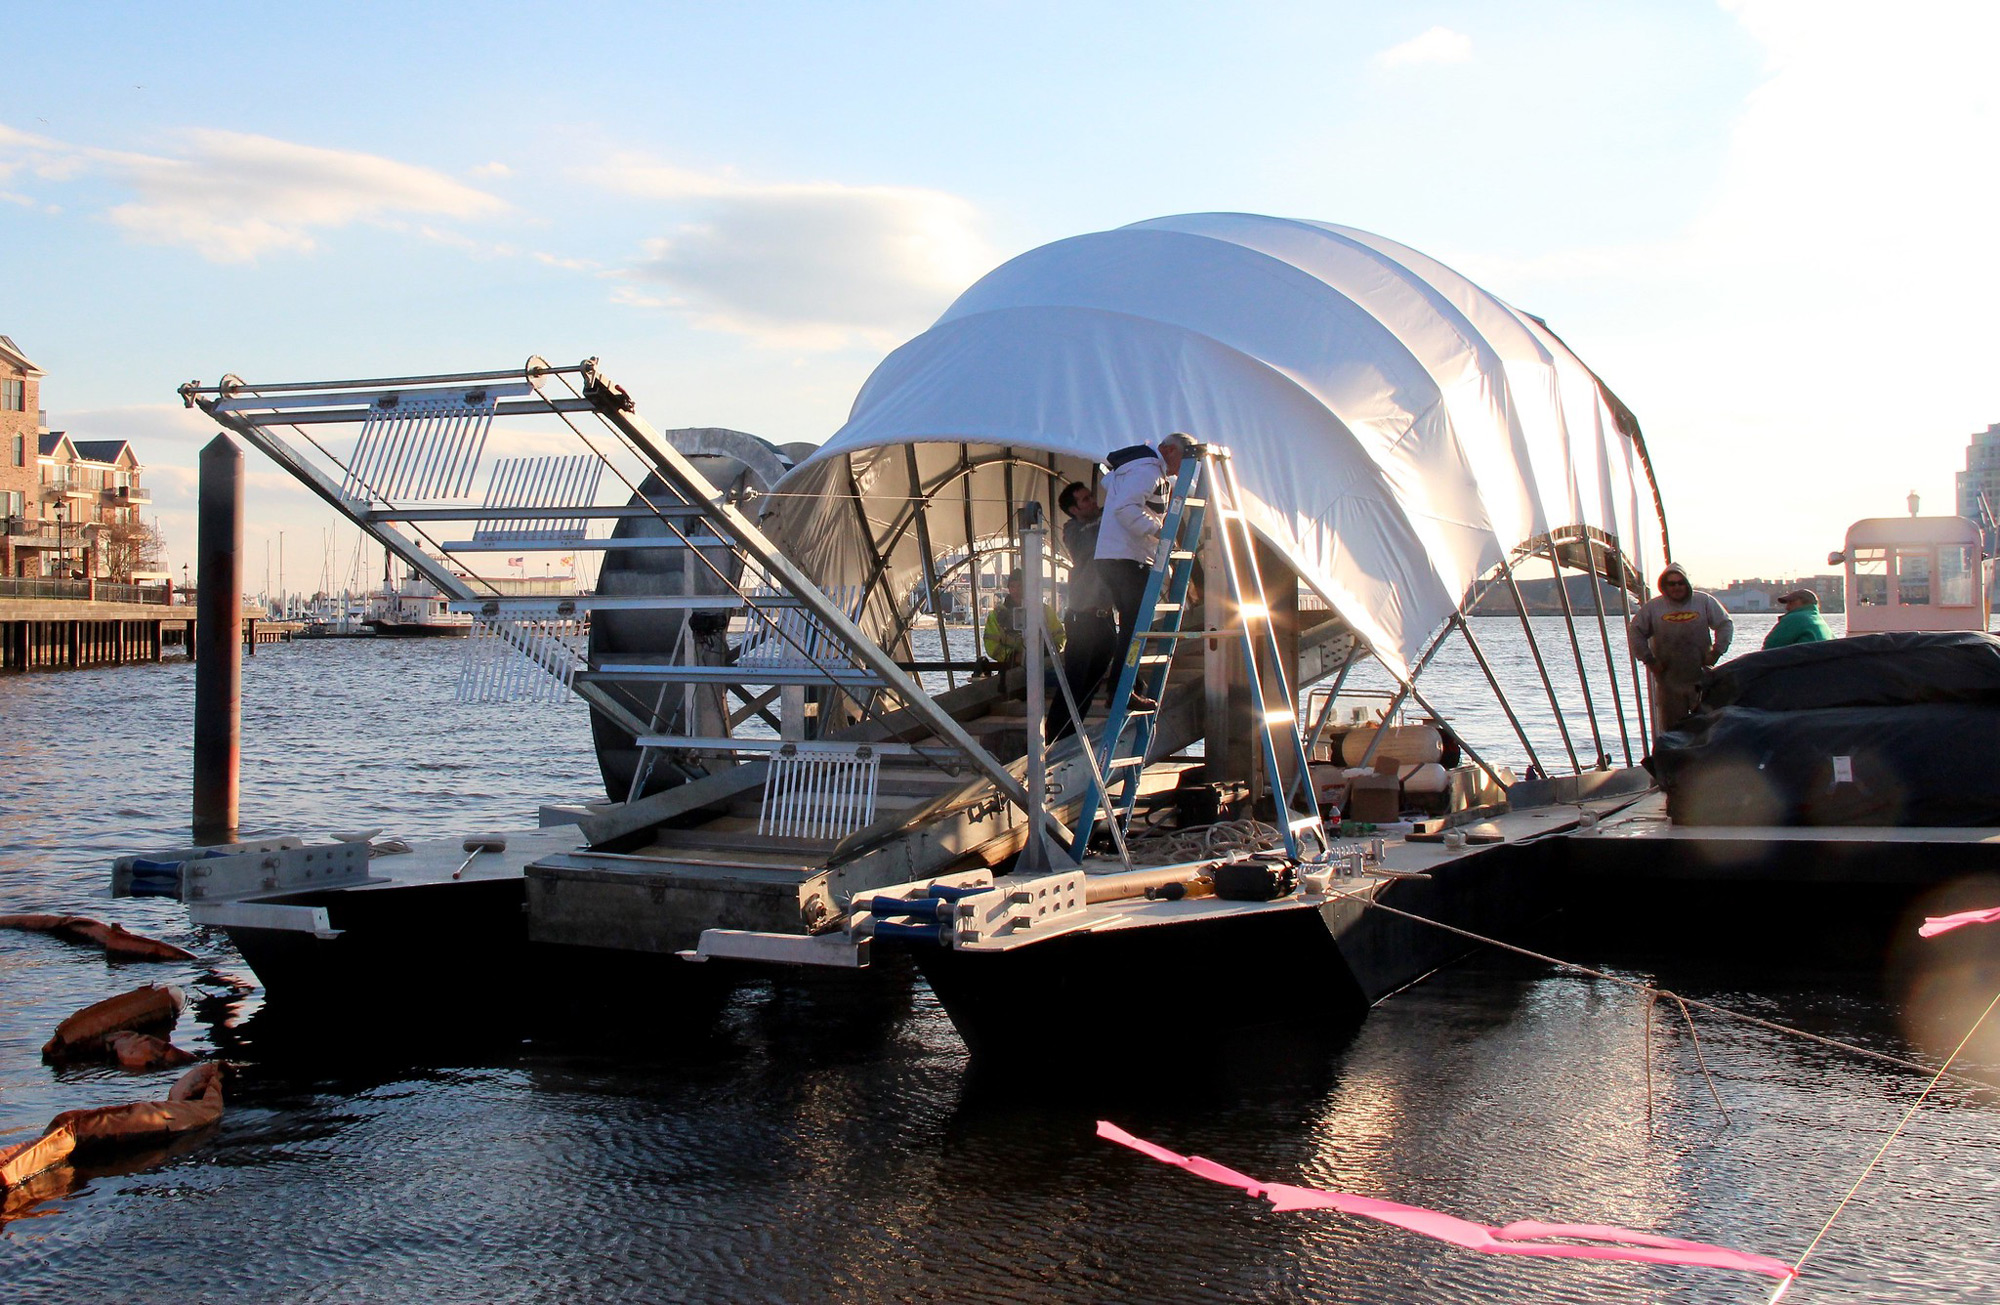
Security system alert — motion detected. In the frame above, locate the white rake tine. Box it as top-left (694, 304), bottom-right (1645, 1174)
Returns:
top-left (416, 402), bottom-right (456, 498)
top-left (433, 403), bottom-right (472, 499)
top-left (440, 404), bottom-right (475, 498)
top-left (405, 403), bottom-right (444, 499)
top-left (353, 409), bottom-right (393, 501)
top-left (461, 404), bottom-right (496, 499)
top-left (379, 404), bottom-right (418, 500)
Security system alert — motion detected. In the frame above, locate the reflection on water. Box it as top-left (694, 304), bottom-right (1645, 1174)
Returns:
top-left (3, 635), bottom-right (1999, 1302)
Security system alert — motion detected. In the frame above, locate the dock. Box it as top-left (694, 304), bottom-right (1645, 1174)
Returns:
top-left (0, 599), bottom-right (300, 672)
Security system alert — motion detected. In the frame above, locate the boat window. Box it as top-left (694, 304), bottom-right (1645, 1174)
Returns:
top-left (1852, 548), bottom-right (1888, 606)
top-left (1938, 544), bottom-right (1976, 607)
top-left (1896, 548), bottom-right (1931, 606)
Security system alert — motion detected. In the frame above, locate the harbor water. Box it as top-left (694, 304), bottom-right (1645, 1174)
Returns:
top-left (4, 621), bottom-right (1998, 1303)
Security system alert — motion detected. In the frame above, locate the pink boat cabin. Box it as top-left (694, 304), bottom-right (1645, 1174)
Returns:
top-left (1830, 510), bottom-right (1988, 634)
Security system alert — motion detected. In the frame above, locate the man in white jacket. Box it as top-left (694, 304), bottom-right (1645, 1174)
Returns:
top-left (1096, 433), bottom-right (1191, 702)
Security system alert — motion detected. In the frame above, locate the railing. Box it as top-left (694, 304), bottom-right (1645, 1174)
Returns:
top-left (0, 577), bottom-right (172, 605)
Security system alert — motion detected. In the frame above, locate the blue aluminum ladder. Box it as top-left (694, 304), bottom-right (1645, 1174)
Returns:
top-left (1065, 453), bottom-right (1208, 854)
top-left (1064, 443), bottom-right (1328, 861)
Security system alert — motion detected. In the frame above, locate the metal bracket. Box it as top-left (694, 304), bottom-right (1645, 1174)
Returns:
top-left (188, 901), bottom-right (342, 939)
top-left (681, 928), bottom-right (870, 968)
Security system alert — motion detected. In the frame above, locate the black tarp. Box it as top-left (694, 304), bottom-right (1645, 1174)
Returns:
top-left (1651, 632), bottom-right (2000, 826)
top-left (1700, 630), bottom-right (2000, 712)
top-left (1650, 703), bottom-right (2000, 827)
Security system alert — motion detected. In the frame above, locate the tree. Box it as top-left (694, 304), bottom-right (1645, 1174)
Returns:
top-left (101, 517), bottom-right (166, 582)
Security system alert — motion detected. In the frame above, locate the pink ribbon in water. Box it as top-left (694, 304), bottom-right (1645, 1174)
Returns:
top-left (1919, 906), bottom-right (2000, 938)
top-left (1096, 1121), bottom-right (1796, 1285)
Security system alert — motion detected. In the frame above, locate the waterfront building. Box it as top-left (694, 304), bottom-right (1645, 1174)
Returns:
top-left (0, 337), bottom-right (154, 581)
top-left (1717, 575), bottom-right (1845, 614)
top-left (1954, 421), bottom-right (2000, 552)
top-left (0, 335), bottom-right (43, 578)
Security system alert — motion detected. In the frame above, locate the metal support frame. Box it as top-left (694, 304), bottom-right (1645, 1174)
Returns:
top-left (181, 358), bottom-right (1040, 829)
top-left (1578, 533), bottom-right (1634, 767)
top-left (185, 366), bottom-right (655, 740)
top-left (1614, 557), bottom-right (1653, 754)
top-left (1355, 619), bottom-right (1456, 770)
top-left (1015, 502), bottom-right (1075, 874)
top-left (580, 369), bottom-right (1037, 819)
top-left (1302, 647), bottom-right (1364, 763)
top-left (959, 450), bottom-right (983, 667)
top-left (905, 445), bottom-right (955, 691)
top-left (1400, 679), bottom-right (1510, 793)
top-left (1544, 535), bottom-right (1607, 767)
top-left (1452, 614), bottom-right (1545, 776)
top-left (1498, 548), bottom-right (1582, 774)
top-left (858, 449), bottom-right (1067, 652)
top-left (1209, 450), bottom-right (1324, 859)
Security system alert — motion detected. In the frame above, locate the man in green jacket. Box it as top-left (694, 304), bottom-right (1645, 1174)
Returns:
top-left (984, 571), bottom-right (1064, 670)
top-left (1762, 588), bottom-right (1834, 648)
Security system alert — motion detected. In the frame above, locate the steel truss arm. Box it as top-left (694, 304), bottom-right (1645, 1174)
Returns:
top-left (189, 380), bottom-right (653, 740)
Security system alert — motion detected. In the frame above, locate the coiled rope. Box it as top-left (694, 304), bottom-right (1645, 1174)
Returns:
top-left (1122, 817), bottom-right (1283, 864)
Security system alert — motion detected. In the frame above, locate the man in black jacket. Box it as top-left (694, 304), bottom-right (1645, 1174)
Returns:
top-left (1051, 481), bottom-right (1118, 739)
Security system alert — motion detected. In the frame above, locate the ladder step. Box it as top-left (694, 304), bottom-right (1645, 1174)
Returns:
top-left (1169, 550), bottom-right (1196, 561)
top-left (1106, 755), bottom-right (1145, 769)
top-left (1137, 654), bottom-right (1172, 665)
top-left (1289, 814), bottom-right (1323, 831)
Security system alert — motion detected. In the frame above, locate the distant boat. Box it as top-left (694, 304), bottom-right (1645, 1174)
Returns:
top-left (365, 566), bottom-right (578, 638)
top-left (365, 575), bottom-right (472, 637)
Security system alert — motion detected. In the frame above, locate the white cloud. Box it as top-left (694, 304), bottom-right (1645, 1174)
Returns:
top-left (589, 158), bottom-right (995, 349)
top-left (1376, 26), bottom-right (1473, 68)
top-left (0, 124), bottom-right (506, 262)
top-left (1455, 0), bottom-right (2000, 582)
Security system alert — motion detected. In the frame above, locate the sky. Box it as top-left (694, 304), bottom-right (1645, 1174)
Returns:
top-left (2, 0), bottom-right (1995, 594)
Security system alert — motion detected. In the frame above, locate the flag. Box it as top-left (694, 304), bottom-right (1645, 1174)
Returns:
top-left (507, 556), bottom-right (524, 567)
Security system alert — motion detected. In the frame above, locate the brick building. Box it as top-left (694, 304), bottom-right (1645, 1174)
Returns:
top-left (0, 335), bottom-right (42, 577)
top-left (0, 336), bottom-right (153, 580)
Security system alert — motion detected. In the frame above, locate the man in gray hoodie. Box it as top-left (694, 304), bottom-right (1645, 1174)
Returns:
top-left (1628, 562), bottom-right (1733, 735)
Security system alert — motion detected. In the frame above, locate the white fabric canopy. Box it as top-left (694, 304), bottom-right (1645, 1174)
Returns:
top-left (766, 214), bottom-right (1664, 680)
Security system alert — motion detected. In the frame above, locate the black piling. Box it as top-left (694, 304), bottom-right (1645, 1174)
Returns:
top-left (193, 434), bottom-right (243, 843)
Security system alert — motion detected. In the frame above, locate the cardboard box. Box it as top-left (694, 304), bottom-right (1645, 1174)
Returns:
top-left (1347, 772), bottom-right (1402, 823)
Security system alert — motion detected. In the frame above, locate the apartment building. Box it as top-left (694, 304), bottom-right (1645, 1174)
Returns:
top-left (0, 336), bottom-right (153, 580)
top-left (0, 335), bottom-right (41, 576)
top-left (1955, 422), bottom-right (2000, 552)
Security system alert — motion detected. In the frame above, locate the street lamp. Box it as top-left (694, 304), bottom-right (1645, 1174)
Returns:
top-left (52, 502), bottom-right (65, 582)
